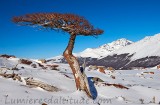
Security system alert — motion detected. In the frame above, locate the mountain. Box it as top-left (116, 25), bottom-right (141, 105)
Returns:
top-left (75, 38), bottom-right (133, 58)
top-left (89, 33), bottom-right (160, 69)
top-left (48, 38), bottom-right (133, 63)
top-left (112, 34), bottom-right (160, 60)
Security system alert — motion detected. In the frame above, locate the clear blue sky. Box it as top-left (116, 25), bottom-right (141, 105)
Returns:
top-left (0, 0), bottom-right (160, 59)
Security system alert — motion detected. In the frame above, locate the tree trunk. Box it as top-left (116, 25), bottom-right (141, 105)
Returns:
top-left (63, 33), bottom-right (92, 98)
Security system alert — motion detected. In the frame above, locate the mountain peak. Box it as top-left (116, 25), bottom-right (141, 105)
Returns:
top-left (100, 38), bottom-right (133, 49)
top-left (77, 38), bottom-right (133, 58)
top-left (111, 38), bottom-right (133, 45)
top-left (138, 33), bottom-right (160, 43)
top-left (112, 33), bottom-right (160, 60)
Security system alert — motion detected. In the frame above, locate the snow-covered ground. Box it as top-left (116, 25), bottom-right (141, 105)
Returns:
top-left (0, 57), bottom-right (160, 105)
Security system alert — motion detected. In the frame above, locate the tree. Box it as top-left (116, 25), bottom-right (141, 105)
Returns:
top-left (12, 13), bottom-right (103, 98)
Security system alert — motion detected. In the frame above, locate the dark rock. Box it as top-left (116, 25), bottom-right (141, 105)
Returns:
top-left (92, 77), bottom-right (104, 82)
top-left (31, 64), bottom-right (37, 68)
top-left (20, 59), bottom-right (32, 65)
top-left (12, 67), bottom-right (19, 70)
top-left (0, 54), bottom-right (16, 58)
top-left (21, 67), bottom-right (25, 69)
top-left (38, 63), bottom-right (44, 68)
top-left (88, 54), bottom-right (160, 70)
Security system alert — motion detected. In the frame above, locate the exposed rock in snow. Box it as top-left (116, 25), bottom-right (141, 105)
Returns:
top-left (89, 33), bottom-right (160, 69)
top-left (112, 33), bottom-right (160, 60)
top-left (47, 38), bottom-right (133, 64)
top-left (1, 57), bottom-right (160, 105)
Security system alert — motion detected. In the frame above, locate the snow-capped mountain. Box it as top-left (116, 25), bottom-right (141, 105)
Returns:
top-left (75, 38), bottom-right (133, 58)
top-left (89, 33), bottom-right (160, 69)
top-left (112, 34), bottom-right (160, 60)
top-left (48, 38), bottom-right (133, 63)
top-left (49, 33), bottom-right (160, 69)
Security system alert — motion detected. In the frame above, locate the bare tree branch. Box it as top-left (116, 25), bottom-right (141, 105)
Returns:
top-left (12, 13), bottom-right (104, 36)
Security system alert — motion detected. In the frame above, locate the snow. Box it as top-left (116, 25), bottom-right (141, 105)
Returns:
top-left (75, 38), bottom-right (133, 58)
top-left (0, 57), bottom-right (160, 105)
top-left (47, 55), bottom-right (64, 63)
top-left (112, 33), bottom-right (160, 60)
top-left (51, 33), bottom-right (160, 63)
top-left (50, 38), bottom-right (133, 61)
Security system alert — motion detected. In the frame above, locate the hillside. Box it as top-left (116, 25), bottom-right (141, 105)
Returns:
top-left (90, 33), bottom-right (160, 69)
top-left (75, 38), bottom-right (133, 58)
top-left (48, 38), bottom-right (133, 64)
top-left (0, 56), bottom-right (160, 105)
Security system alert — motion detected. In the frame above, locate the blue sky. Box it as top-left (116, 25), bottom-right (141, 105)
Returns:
top-left (0, 0), bottom-right (160, 59)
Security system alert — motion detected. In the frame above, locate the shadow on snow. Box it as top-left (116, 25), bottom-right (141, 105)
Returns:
top-left (87, 77), bottom-right (98, 100)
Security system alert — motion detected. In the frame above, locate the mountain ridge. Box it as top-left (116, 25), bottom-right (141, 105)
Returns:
top-left (49, 33), bottom-right (160, 69)
top-left (89, 33), bottom-right (160, 69)
top-left (75, 38), bottom-right (134, 58)
top-left (50, 38), bottom-right (133, 62)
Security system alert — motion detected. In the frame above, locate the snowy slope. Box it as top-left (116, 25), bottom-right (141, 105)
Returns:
top-left (89, 33), bottom-right (160, 69)
top-left (0, 57), bottom-right (160, 105)
top-left (112, 33), bottom-right (160, 60)
top-left (51, 38), bottom-right (133, 62)
top-left (75, 38), bottom-right (133, 58)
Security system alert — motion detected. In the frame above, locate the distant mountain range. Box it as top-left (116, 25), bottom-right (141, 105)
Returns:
top-left (49, 38), bottom-right (133, 62)
top-left (48, 33), bottom-right (160, 70)
top-left (74, 38), bottom-right (133, 58)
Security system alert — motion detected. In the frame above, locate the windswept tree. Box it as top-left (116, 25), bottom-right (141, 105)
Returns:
top-left (12, 13), bottom-right (103, 98)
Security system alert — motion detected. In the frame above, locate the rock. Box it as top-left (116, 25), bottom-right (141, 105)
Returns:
top-left (107, 67), bottom-right (115, 71)
top-left (25, 78), bottom-right (60, 92)
top-left (111, 75), bottom-right (116, 79)
top-left (31, 64), bottom-right (37, 68)
top-left (143, 72), bottom-right (154, 74)
top-left (46, 65), bottom-right (59, 70)
top-left (21, 67), bottom-right (25, 69)
top-left (38, 59), bottom-right (46, 63)
top-left (20, 59), bottom-right (32, 65)
top-left (98, 66), bottom-right (106, 74)
top-left (88, 54), bottom-right (160, 70)
top-left (42, 103), bottom-right (47, 105)
top-left (0, 73), bottom-right (22, 82)
top-left (157, 64), bottom-right (160, 69)
top-left (38, 63), bottom-right (44, 68)
top-left (12, 67), bottom-right (19, 70)
top-left (92, 77), bottom-right (104, 82)
top-left (102, 83), bottom-right (129, 89)
top-left (0, 54), bottom-right (16, 58)
top-left (89, 65), bottom-right (98, 70)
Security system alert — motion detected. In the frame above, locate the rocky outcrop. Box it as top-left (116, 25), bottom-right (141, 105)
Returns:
top-left (20, 59), bottom-right (32, 65)
top-left (25, 77), bottom-right (60, 92)
top-left (88, 54), bottom-right (160, 70)
top-left (0, 54), bottom-right (16, 58)
top-left (47, 56), bottom-right (97, 65)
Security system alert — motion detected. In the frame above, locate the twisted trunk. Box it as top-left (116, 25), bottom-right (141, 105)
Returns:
top-left (63, 33), bottom-right (92, 98)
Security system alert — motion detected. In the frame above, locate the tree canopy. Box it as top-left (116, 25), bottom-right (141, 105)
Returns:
top-left (12, 13), bottom-right (103, 36)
